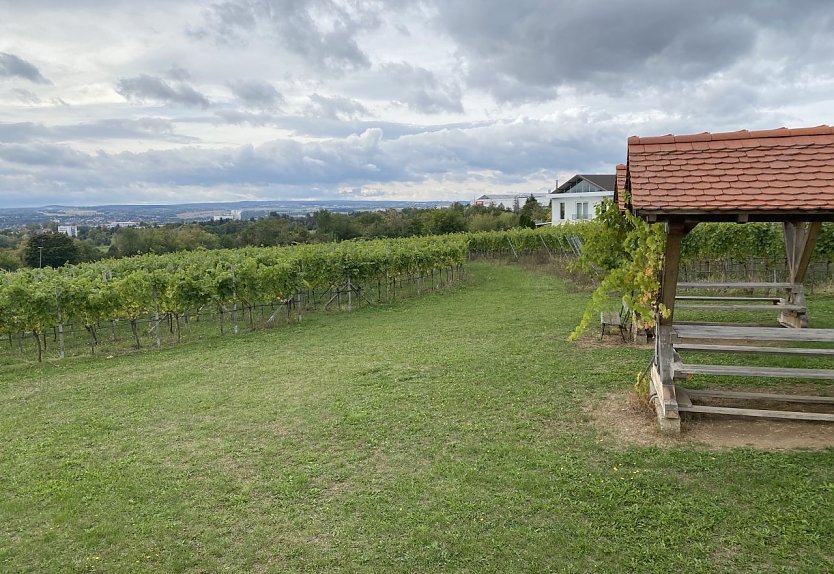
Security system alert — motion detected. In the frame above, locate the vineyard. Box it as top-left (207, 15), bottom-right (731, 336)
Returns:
top-left (7, 220), bottom-right (834, 363)
top-left (0, 227), bottom-right (588, 362)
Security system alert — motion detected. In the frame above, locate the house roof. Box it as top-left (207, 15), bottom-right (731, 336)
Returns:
top-left (614, 164), bottom-right (627, 211)
top-left (627, 125), bottom-right (834, 220)
top-left (556, 174), bottom-right (616, 193)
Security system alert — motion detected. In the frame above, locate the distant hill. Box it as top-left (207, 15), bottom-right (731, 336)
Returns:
top-left (0, 199), bottom-right (459, 228)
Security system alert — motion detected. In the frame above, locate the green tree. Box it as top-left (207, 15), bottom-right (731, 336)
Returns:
top-left (0, 250), bottom-right (21, 271)
top-left (423, 209), bottom-right (466, 235)
top-left (23, 233), bottom-right (81, 268)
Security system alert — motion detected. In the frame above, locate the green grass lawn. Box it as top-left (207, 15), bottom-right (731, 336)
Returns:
top-left (2, 263), bottom-right (833, 573)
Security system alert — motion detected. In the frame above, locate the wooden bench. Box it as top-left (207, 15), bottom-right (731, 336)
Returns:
top-left (600, 306), bottom-right (630, 341)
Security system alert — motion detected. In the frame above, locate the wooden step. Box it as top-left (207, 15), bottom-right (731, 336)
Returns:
top-left (673, 325), bottom-right (834, 343)
top-left (677, 282), bottom-right (796, 289)
top-left (676, 295), bottom-right (783, 302)
top-left (673, 362), bottom-right (834, 380)
top-left (683, 388), bottom-right (834, 404)
top-left (678, 404), bottom-right (834, 422)
top-left (676, 303), bottom-right (804, 312)
top-left (674, 321), bottom-right (770, 327)
top-left (674, 343), bottom-right (834, 357)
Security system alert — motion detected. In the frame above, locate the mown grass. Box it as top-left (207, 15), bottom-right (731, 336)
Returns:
top-left (1, 262), bottom-right (833, 573)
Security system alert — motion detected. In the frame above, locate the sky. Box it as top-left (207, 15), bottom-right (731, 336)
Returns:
top-left (1, 0), bottom-right (833, 208)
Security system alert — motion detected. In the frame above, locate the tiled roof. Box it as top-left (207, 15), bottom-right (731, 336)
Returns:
top-left (614, 164), bottom-right (627, 211)
top-left (627, 125), bottom-right (834, 214)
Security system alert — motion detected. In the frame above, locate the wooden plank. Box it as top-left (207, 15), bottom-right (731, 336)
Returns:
top-left (674, 363), bottom-right (834, 380)
top-left (676, 303), bottom-right (804, 312)
top-left (683, 388), bottom-right (834, 404)
top-left (679, 404), bottom-right (834, 422)
top-left (674, 321), bottom-right (769, 327)
top-left (650, 362), bottom-right (679, 418)
top-left (675, 296), bottom-right (782, 302)
top-left (673, 325), bottom-right (834, 343)
top-left (677, 282), bottom-right (795, 289)
top-left (674, 343), bottom-right (834, 357)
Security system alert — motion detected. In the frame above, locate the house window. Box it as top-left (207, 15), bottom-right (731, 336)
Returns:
top-left (559, 202), bottom-right (565, 220)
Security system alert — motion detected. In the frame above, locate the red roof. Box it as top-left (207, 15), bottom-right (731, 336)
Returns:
top-left (614, 163), bottom-right (627, 211)
top-left (627, 125), bottom-right (834, 216)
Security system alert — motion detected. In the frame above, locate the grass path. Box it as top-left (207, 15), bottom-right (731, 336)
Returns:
top-left (1, 263), bottom-right (833, 572)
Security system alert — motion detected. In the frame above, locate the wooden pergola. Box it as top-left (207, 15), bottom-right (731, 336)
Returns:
top-left (620, 126), bottom-right (834, 432)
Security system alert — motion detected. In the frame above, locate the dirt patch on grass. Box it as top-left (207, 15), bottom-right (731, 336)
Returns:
top-left (589, 391), bottom-right (834, 451)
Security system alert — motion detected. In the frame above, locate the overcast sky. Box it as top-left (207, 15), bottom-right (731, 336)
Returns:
top-left (1, 0), bottom-right (833, 207)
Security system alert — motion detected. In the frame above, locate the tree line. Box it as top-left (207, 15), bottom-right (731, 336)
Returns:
top-left (0, 199), bottom-right (550, 270)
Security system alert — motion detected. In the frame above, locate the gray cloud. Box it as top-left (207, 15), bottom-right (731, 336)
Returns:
top-left (2, 1), bottom-right (834, 207)
top-left (194, 0), bottom-right (379, 73)
top-left (116, 74), bottom-right (211, 108)
top-left (378, 63), bottom-right (463, 114)
top-left (11, 88), bottom-right (42, 104)
top-left (305, 93), bottom-right (368, 120)
top-left (430, 0), bottom-right (834, 101)
top-left (0, 52), bottom-right (51, 84)
top-left (0, 118), bottom-right (197, 144)
top-left (0, 118), bottom-right (618, 205)
top-left (166, 65), bottom-right (192, 81)
top-left (228, 79), bottom-right (285, 110)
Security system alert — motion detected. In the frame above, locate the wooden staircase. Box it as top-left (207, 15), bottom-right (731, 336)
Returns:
top-left (670, 323), bottom-right (834, 422)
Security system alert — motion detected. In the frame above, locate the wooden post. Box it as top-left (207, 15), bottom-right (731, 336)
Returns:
top-left (230, 264), bottom-right (239, 335)
top-left (56, 294), bottom-right (65, 360)
top-left (652, 221), bottom-right (689, 433)
top-left (780, 221), bottom-right (821, 328)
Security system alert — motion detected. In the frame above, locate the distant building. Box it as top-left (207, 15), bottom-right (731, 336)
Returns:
top-left (473, 193), bottom-right (552, 210)
top-left (551, 174), bottom-right (615, 224)
top-left (213, 209), bottom-right (243, 221)
top-left (57, 225), bottom-right (78, 237)
top-left (107, 221), bottom-right (140, 229)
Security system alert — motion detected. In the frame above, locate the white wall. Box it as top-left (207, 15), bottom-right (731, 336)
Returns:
top-left (551, 191), bottom-right (613, 225)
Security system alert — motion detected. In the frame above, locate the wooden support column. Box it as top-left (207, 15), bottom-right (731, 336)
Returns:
top-left (651, 221), bottom-right (690, 433)
top-left (780, 221), bottom-right (821, 328)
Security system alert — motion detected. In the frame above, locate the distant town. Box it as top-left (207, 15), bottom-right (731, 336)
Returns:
top-left (0, 199), bottom-right (459, 230)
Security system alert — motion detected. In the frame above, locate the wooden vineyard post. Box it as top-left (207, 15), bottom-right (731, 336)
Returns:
top-left (230, 264), bottom-right (239, 335)
top-left (55, 290), bottom-right (65, 359)
top-left (152, 286), bottom-right (162, 349)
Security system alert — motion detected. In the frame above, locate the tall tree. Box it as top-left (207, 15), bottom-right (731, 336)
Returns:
top-left (23, 233), bottom-right (81, 268)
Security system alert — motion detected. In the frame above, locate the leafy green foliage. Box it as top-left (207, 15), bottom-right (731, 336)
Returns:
top-left (570, 202), bottom-right (667, 339)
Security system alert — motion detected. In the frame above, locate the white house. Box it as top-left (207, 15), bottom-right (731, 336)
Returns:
top-left (57, 225), bottom-right (78, 237)
top-left (551, 174), bottom-right (615, 225)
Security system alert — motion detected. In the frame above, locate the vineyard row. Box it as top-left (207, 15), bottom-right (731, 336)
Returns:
top-left (0, 228), bottom-right (583, 362)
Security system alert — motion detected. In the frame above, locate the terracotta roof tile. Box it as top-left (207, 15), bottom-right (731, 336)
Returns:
top-left (614, 163), bottom-right (628, 211)
top-left (626, 125), bottom-right (834, 214)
